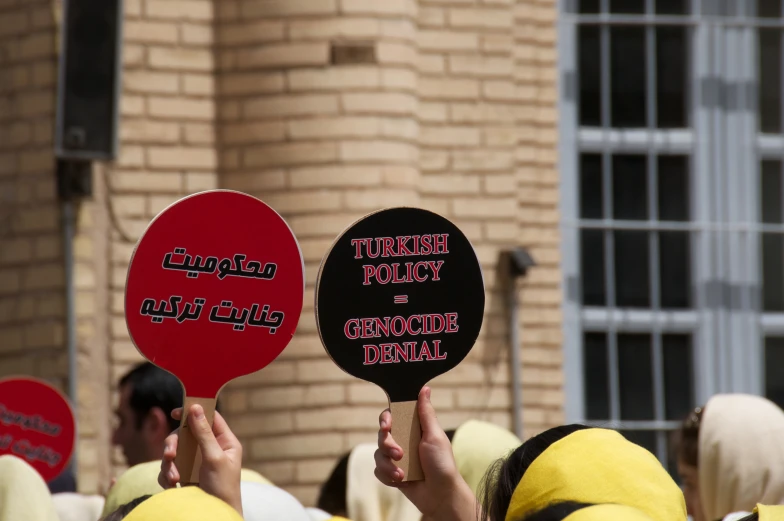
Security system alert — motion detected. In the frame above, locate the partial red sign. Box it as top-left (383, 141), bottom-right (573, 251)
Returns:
top-left (125, 190), bottom-right (305, 398)
top-left (0, 377), bottom-right (75, 482)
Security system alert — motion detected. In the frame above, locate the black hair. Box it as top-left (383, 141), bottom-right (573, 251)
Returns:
top-left (736, 514), bottom-right (759, 521)
top-left (480, 424), bottom-right (591, 521)
top-left (47, 468), bottom-right (77, 493)
top-left (445, 428), bottom-right (456, 441)
top-left (100, 495), bottom-right (152, 521)
top-left (119, 362), bottom-right (183, 433)
top-left (521, 502), bottom-right (593, 521)
top-left (677, 406), bottom-right (703, 467)
top-left (317, 451), bottom-right (350, 516)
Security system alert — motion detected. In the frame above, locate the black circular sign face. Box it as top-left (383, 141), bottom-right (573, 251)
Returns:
top-left (316, 208), bottom-right (485, 402)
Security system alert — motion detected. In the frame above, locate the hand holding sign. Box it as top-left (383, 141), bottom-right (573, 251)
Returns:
top-left (0, 377), bottom-right (75, 483)
top-left (125, 190), bottom-right (304, 485)
top-left (316, 208), bottom-right (485, 481)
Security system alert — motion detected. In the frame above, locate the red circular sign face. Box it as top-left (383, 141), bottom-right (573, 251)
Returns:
top-left (125, 191), bottom-right (305, 398)
top-left (0, 377), bottom-right (75, 482)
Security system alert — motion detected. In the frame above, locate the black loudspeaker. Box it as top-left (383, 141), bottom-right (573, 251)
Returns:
top-left (55, 0), bottom-right (123, 160)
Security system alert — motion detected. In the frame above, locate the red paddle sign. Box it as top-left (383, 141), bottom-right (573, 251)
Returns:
top-left (125, 190), bottom-right (304, 484)
top-left (0, 377), bottom-right (75, 482)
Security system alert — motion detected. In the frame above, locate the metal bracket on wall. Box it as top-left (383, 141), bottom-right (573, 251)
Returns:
top-left (56, 159), bottom-right (93, 201)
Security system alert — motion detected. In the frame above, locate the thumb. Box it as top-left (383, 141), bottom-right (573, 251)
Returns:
top-left (187, 404), bottom-right (222, 462)
top-left (417, 387), bottom-right (442, 437)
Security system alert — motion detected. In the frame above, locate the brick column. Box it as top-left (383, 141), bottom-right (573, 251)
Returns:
top-left (214, 0), bottom-right (420, 504)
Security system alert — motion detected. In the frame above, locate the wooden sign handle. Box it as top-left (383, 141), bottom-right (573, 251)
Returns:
top-left (175, 396), bottom-right (217, 486)
top-left (389, 400), bottom-right (424, 481)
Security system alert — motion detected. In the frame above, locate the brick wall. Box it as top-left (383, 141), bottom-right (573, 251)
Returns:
top-left (0, 0), bottom-right (561, 504)
top-left (0, 0), bottom-right (67, 415)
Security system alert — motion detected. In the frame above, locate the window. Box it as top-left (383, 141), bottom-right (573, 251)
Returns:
top-left (560, 0), bottom-right (782, 473)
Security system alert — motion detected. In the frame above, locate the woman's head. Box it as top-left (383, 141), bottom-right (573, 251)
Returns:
top-left (484, 426), bottom-right (686, 521)
top-left (679, 395), bottom-right (784, 521)
top-left (676, 406), bottom-right (703, 521)
top-left (100, 495), bottom-right (151, 521)
top-left (481, 425), bottom-right (590, 521)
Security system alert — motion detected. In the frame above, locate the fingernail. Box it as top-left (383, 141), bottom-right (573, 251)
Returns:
top-left (164, 443), bottom-right (170, 453)
top-left (395, 469), bottom-right (403, 480)
top-left (193, 405), bottom-right (204, 420)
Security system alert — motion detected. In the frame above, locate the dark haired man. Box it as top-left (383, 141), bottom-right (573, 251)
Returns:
top-left (111, 362), bottom-right (183, 466)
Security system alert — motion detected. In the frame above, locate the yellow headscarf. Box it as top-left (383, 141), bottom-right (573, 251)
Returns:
top-left (240, 468), bottom-right (273, 485)
top-left (504, 429), bottom-right (686, 521)
top-left (699, 395), bottom-right (784, 521)
top-left (452, 420), bottom-right (521, 496)
top-left (0, 455), bottom-right (59, 521)
top-left (123, 487), bottom-right (243, 521)
top-left (564, 504), bottom-right (654, 521)
top-left (101, 461), bottom-right (164, 517)
top-left (757, 504), bottom-right (784, 521)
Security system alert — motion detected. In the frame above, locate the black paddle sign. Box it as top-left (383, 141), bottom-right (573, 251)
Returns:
top-left (316, 207), bottom-right (485, 481)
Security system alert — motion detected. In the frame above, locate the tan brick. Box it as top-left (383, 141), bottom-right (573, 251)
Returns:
top-left (347, 382), bottom-right (387, 405)
top-left (218, 72), bottom-right (284, 95)
top-left (145, 1), bottom-right (213, 21)
top-left (148, 97), bottom-right (215, 120)
top-left (420, 78), bottom-right (479, 100)
top-left (339, 140), bottom-right (417, 163)
top-left (484, 127), bottom-right (518, 146)
top-left (421, 174), bottom-right (480, 194)
top-left (295, 459), bottom-right (338, 484)
top-left (452, 197), bottom-right (516, 218)
top-left (450, 102), bottom-right (516, 123)
top-left (449, 7), bottom-right (512, 28)
top-left (289, 166), bottom-right (383, 188)
top-left (183, 123), bottom-right (215, 144)
top-left (18, 150), bottom-right (53, 174)
top-left (148, 147), bottom-right (216, 169)
top-left (250, 433), bottom-right (343, 460)
top-left (342, 92), bottom-right (416, 115)
top-left (149, 47), bottom-right (213, 72)
top-left (121, 96), bottom-right (145, 116)
top-left (295, 358), bottom-right (350, 383)
top-left (376, 42), bottom-right (417, 66)
top-left (232, 411), bottom-right (294, 436)
top-left (19, 33), bottom-right (54, 60)
top-left (380, 19), bottom-right (416, 39)
top-left (340, 0), bottom-right (416, 15)
top-left (125, 0), bottom-right (142, 16)
top-left (380, 118), bottom-right (418, 140)
top-left (294, 406), bottom-right (379, 431)
top-left (482, 34), bottom-right (514, 53)
top-left (343, 188), bottom-right (417, 210)
top-left (379, 69), bottom-right (416, 91)
top-left (148, 194), bottom-right (183, 215)
top-left (217, 21), bottom-right (284, 45)
top-left (420, 150), bottom-right (449, 171)
top-left (419, 30), bottom-right (478, 52)
top-left (449, 55), bottom-right (513, 77)
top-left (120, 120), bottom-right (180, 143)
top-left (484, 221), bottom-right (518, 240)
top-left (420, 102), bottom-right (448, 122)
top-left (483, 80), bottom-right (518, 101)
top-left (420, 126), bottom-right (480, 146)
top-left (244, 95), bottom-right (338, 119)
top-left (241, 0), bottom-right (336, 17)
top-left (183, 74), bottom-right (214, 95)
top-left (453, 150), bottom-right (513, 171)
top-left (0, 238), bottom-right (33, 265)
top-left (0, 270), bottom-right (20, 295)
top-left (33, 236), bottom-right (61, 261)
top-left (248, 387), bottom-right (305, 410)
top-left (243, 142), bottom-right (338, 168)
top-left (111, 195), bottom-right (146, 217)
top-left (124, 20), bottom-right (179, 43)
top-left (288, 67), bottom-right (380, 91)
top-left (222, 121), bottom-right (286, 144)
top-left (263, 191), bottom-right (342, 214)
top-left (288, 18), bottom-right (379, 40)
top-left (181, 24), bottom-right (213, 45)
top-left (184, 172), bottom-right (217, 191)
top-left (17, 92), bottom-right (53, 117)
top-left (288, 117), bottom-right (378, 139)
top-left (22, 264), bottom-right (64, 290)
top-left (123, 44), bottom-right (145, 67)
top-left (0, 11), bottom-right (28, 36)
top-left (32, 62), bottom-right (55, 87)
top-left (419, 6), bottom-right (445, 26)
top-left (218, 101), bottom-right (241, 121)
top-left (236, 43), bottom-right (329, 69)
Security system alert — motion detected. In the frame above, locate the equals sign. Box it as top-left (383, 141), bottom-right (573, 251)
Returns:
top-left (394, 295), bottom-right (408, 304)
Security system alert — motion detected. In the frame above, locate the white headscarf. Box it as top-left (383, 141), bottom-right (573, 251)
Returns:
top-left (699, 394), bottom-right (784, 521)
top-left (451, 419), bottom-right (521, 496)
top-left (52, 493), bottom-right (105, 521)
top-left (0, 455), bottom-right (59, 521)
top-left (306, 507), bottom-right (334, 521)
top-left (347, 443), bottom-right (421, 521)
top-left (240, 482), bottom-right (311, 521)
